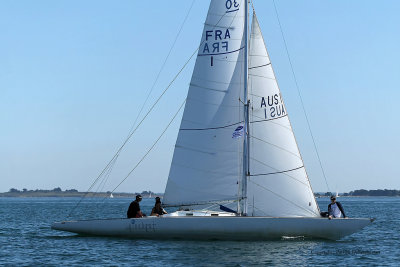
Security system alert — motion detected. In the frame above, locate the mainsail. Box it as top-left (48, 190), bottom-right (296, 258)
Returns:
top-left (164, 2), bottom-right (319, 217)
top-left (163, 0), bottom-right (246, 206)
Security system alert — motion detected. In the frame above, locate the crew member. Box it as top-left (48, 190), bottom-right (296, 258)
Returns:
top-left (150, 197), bottom-right (167, 217)
top-left (328, 195), bottom-right (347, 219)
top-left (127, 195), bottom-right (145, 218)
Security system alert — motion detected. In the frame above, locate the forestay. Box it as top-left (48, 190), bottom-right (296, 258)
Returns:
top-left (163, 0), bottom-right (247, 206)
top-left (247, 13), bottom-right (319, 217)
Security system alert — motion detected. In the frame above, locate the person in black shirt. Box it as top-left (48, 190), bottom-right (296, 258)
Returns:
top-left (150, 197), bottom-right (167, 217)
top-left (127, 195), bottom-right (144, 218)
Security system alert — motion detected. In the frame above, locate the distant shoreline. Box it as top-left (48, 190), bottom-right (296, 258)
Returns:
top-left (315, 189), bottom-right (400, 197)
top-left (0, 189), bottom-right (163, 198)
top-left (0, 192), bottom-right (135, 198)
top-left (1, 188), bottom-right (399, 198)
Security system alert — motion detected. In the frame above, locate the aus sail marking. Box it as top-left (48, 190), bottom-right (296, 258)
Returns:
top-left (261, 93), bottom-right (286, 119)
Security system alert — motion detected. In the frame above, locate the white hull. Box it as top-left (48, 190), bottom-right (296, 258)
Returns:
top-left (52, 216), bottom-right (373, 240)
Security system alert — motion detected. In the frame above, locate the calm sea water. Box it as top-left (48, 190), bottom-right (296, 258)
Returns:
top-left (0, 196), bottom-right (398, 266)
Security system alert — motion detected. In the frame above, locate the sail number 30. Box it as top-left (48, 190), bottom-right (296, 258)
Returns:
top-left (226, 0), bottom-right (239, 10)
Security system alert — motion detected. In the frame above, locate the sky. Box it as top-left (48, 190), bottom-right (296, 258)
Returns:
top-left (1, 0), bottom-right (399, 194)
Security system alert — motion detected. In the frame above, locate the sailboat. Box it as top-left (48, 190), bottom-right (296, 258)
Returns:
top-left (52, 0), bottom-right (373, 240)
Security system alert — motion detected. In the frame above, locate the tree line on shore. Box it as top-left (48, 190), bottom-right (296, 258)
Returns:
top-left (2, 188), bottom-right (400, 197)
top-left (8, 187), bottom-right (78, 193)
top-left (315, 189), bottom-right (400, 197)
top-left (1, 188), bottom-right (161, 197)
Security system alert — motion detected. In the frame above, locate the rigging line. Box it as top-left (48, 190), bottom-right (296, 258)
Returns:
top-left (93, 0), bottom-right (197, 198)
top-left (180, 121), bottom-right (243, 131)
top-left (97, 152), bottom-right (120, 192)
top-left (114, 7), bottom-right (241, 199)
top-left (83, 1), bottom-right (196, 204)
top-left (251, 114), bottom-right (292, 131)
top-left (164, 199), bottom-right (237, 208)
top-left (250, 0), bottom-right (255, 13)
top-left (94, 99), bottom-right (186, 208)
top-left (67, 46), bottom-right (197, 218)
top-left (201, 203), bottom-right (220, 211)
top-left (92, 156), bottom-right (119, 212)
top-left (189, 83), bottom-right (228, 93)
top-left (248, 73), bottom-right (276, 80)
top-left (109, 99), bottom-right (186, 195)
top-left (198, 46), bottom-right (245, 56)
top-left (249, 63), bottom-right (271, 69)
top-left (98, 152), bottom-right (120, 196)
top-left (248, 204), bottom-right (270, 217)
top-left (250, 157), bottom-right (309, 187)
top-left (250, 135), bottom-right (301, 159)
top-left (67, 151), bottom-right (121, 218)
top-left (102, 0), bottom-right (236, 164)
top-left (69, 3), bottom-right (240, 217)
top-left (250, 165), bottom-right (304, 177)
top-left (125, 0), bottom-right (196, 139)
top-left (67, 47), bottom-right (198, 219)
top-left (272, 0), bottom-right (330, 192)
top-left (96, 155), bottom-right (117, 194)
top-left (249, 179), bottom-right (319, 217)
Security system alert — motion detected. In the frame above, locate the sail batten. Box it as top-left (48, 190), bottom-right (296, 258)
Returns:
top-left (181, 121), bottom-right (243, 131)
top-left (198, 46), bottom-right (245, 56)
top-left (249, 63), bottom-right (271, 69)
top-left (250, 165), bottom-right (305, 177)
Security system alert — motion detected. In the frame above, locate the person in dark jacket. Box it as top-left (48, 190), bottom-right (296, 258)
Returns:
top-left (127, 195), bottom-right (145, 218)
top-left (328, 195), bottom-right (347, 219)
top-left (150, 197), bottom-right (167, 217)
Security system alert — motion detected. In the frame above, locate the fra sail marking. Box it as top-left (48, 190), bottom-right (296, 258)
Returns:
top-left (202, 29), bottom-right (231, 54)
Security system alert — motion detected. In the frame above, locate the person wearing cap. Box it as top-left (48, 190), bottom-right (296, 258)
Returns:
top-left (328, 196), bottom-right (347, 219)
top-left (150, 197), bottom-right (167, 217)
top-left (127, 195), bottom-right (145, 218)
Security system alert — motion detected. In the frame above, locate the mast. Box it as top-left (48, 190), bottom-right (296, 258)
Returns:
top-left (241, 0), bottom-right (250, 216)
